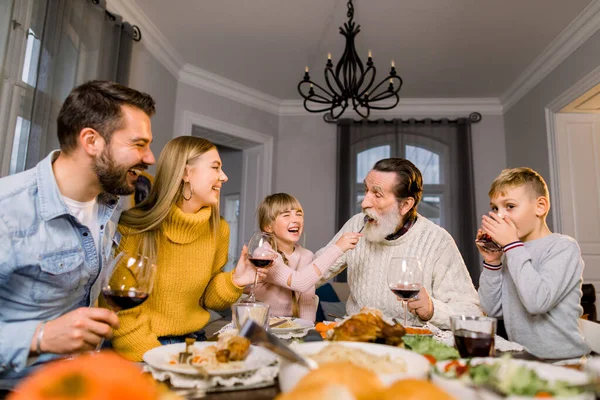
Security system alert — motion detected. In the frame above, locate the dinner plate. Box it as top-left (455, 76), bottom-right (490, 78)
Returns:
top-left (143, 342), bottom-right (277, 376)
top-left (268, 317), bottom-right (314, 334)
top-left (432, 357), bottom-right (594, 400)
top-left (278, 341), bottom-right (431, 392)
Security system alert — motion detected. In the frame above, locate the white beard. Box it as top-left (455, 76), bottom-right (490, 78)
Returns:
top-left (362, 206), bottom-right (403, 243)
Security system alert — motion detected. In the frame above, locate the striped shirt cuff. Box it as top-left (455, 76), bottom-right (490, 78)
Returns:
top-left (483, 261), bottom-right (503, 270)
top-left (502, 241), bottom-right (524, 252)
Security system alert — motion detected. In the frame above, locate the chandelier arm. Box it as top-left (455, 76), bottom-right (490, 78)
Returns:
top-left (324, 68), bottom-right (344, 99)
top-left (366, 94), bottom-right (401, 110)
top-left (355, 65), bottom-right (376, 98)
top-left (330, 102), bottom-right (349, 119)
top-left (364, 74), bottom-right (403, 101)
top-left (352, 102), bottom-right (371, 119)
top-left (298, 80), bottom-right (335, 100)
top-left (303, 99), bottom-right (339, 113)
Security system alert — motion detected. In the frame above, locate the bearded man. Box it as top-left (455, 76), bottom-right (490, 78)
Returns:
top-left (0, 81), bottom-right (156, 389)
top-left (317, 158), bottom-right (481, 329)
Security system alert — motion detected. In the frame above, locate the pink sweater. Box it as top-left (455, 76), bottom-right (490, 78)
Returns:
top-left (253, 244), bottom-right (343, 321)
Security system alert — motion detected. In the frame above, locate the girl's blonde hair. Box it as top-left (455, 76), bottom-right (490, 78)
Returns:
top-left (257, 193), bottom-right (303, 232)
top-left (119, 136), bottom-right (219, 262)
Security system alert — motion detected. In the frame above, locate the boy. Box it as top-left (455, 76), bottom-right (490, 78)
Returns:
top-left (477, 167), bottom-right (589, 359)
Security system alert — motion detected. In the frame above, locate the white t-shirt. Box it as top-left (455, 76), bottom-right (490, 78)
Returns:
top-left (62, 196), bottom-right (100, 251)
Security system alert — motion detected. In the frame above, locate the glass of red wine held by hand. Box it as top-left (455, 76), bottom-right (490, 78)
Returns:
top-left (388, 257), bottom-right (423, 327)
top-left (101, 251), bottom-right (156, 312)
top-left (243, 231), bottom-right (277, 303)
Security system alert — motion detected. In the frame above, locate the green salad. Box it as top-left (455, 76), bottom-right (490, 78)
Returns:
top-left (403, 335), bottom-right (460, 361)
top-left (437, 355), bottom-right (588, 397)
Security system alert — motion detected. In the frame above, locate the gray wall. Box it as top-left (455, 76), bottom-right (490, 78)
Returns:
top-left (503, 30), bottom-right (600, 229)
top-left (173, 82), bottom-right (279, 139)
top-left (217, 145), bottom-right (243, 210)
top-left (276, 113), bottom-right (507, 252)
top-left (128, 44), bottom-right (178, 174)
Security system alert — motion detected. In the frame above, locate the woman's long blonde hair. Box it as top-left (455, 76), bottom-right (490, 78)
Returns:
top-left (119, 136), bottom-right (219, 262)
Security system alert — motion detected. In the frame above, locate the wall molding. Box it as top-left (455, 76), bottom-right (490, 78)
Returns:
top-left (280, 98), bottom-right (503, 117)
top-left (107, 0), bottom-right (184, 77)
top-left (179, 64), bottom-right (281, 115)
top-left (501, 1), bottom-right (600, 112)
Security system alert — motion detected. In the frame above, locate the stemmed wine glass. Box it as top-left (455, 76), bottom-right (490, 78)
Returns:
top-left (101, 251), bottom-right (156, 312)
top-left (243, 232), bottom-right (277, 303)
top-left (387, 257), bottom-right (423, 327)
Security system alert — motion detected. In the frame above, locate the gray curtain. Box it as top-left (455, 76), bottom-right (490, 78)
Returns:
top-left (17, 0), bottom-right (136, 171)
top-left (336, 118), bottom-right (480, 285)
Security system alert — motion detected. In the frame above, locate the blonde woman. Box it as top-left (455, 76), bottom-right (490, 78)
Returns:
top-left (104, 136), bottom-right (266, 361)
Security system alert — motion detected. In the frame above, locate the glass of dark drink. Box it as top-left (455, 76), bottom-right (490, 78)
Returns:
top-left (387, 257), bottom-right (423, 327)
top-left (101, 251), bottom-right (156, 312)
top-left (450, 315), bottom-right (497, 358)
top-left (243, 231), bottom-right (278, 303)
top-left (475, 233), bottom-right (503, 253)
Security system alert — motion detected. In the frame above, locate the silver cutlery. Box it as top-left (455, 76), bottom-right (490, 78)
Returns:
top-left (239, 319), bottom-right (318, 370)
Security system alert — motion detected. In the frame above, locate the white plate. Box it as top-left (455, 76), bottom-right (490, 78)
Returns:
top-left (432, 357), bottom-right (594, 400)
top-left (143, 342), bottom-right (277, 377)
top-left (278, 341), bottom-right (431, 392)
top-left (268, 318), bottom-right (314, 334)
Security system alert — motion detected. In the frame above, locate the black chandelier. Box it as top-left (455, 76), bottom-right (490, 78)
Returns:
top-left (298, 0), bottom-right (402, 120)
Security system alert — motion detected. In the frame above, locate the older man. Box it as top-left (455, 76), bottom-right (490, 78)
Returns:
top-left (0, 81), bottom-right (156, 389)
top-left (318, 158), bottom-right (481, 329)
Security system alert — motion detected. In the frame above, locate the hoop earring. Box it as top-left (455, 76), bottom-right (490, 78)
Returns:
top-left (182, 181), bottom-right (193, 201)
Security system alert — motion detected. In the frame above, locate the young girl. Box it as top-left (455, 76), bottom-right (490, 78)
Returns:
top-left (252, 193), bottom-right (362, 321)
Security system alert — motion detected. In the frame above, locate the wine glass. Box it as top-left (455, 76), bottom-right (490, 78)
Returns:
top-left (387, 257), bottom-right (423, 327)
top-left (243, 232), bottom-right (277, 303)
top-left (101, 251), bottom-right (156, 312)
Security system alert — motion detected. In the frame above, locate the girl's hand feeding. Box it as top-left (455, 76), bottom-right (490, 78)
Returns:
top-left (335, 232), bottom-right (362, 252)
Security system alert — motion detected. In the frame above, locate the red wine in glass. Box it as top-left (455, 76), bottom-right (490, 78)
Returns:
top-left (101, 289), bottom-right (149, 312)
top-left (453, 329), bottom-right (495, 357)
top-left (387, 257), bottom-right (423, 327)
top-left (243, 232), bottom-right (277, 303)
top-left (248, 258), bottom-right (275, 268)
top-left (389, 284), bottom-right (421, 300)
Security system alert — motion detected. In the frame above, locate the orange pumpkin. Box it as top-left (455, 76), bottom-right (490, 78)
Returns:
top-left (9, 351), bottom-right (167, 400)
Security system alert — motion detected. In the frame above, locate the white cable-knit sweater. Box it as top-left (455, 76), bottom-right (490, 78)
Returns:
top-left (317, 213), bottom-right (482, 329)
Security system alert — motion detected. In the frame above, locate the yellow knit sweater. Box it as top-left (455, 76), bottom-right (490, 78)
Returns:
top-left (106, 204), bottom-right (243, 361)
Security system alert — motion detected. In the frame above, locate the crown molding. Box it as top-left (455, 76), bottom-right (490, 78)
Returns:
top-left (279, 98), bottom-right (503, 117)
top-left (500, 1), bottom-right (600, 113)
top-left (179, 64), bottom-right (282, 115)
top-left (107, 0), bottom-right (184, 78)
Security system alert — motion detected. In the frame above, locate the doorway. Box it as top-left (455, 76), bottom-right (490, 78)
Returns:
top-left (546, 68), bottom-right (600, 313)
top-left (181, 111), bottom-right (274, 267)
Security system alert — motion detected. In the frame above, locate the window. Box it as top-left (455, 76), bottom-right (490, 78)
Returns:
top-left (351, 138), bottom-right (448, 226)
top-left (337, 120), bottom-right (478, 284)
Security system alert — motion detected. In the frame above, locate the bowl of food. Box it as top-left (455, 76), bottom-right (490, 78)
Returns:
top-left (278, 341), bottom-right (431, 393)
top-left (432, 356), bottom-right (594, 400)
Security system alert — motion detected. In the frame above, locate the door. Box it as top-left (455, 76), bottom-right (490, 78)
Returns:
top-left (554, 113), bottom-right (600, 311)
top-left (239, 144), bottom-right (269, 250)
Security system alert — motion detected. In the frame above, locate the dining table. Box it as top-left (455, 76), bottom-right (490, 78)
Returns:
top-left (161, 326), bottom-right (597, 400)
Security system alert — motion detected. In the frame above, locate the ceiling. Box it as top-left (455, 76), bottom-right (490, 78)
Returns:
top-left (134, 0), bottom-right (593, 100)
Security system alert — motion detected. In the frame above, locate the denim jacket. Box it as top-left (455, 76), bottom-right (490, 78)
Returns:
top-left (0, 151), bottom-right (121, 388)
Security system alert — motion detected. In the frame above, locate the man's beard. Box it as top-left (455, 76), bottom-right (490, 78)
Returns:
top-left (362, 206), bottom-right (402, 243)
top-left (92, 146), bottom-right (145, 196)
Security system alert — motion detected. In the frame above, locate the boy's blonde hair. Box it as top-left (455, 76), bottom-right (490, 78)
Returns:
top-left (489, 167), bottom-right (550, 201)
top-left (258, 193), bottom-right (303, 231)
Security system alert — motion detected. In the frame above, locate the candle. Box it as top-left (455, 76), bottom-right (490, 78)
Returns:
top-left (368, 50), bottom-right (372, 58)
top-left (391, 60), bottom-right (395, 68)
top-left (328, 53), bottom-right (332, 60)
